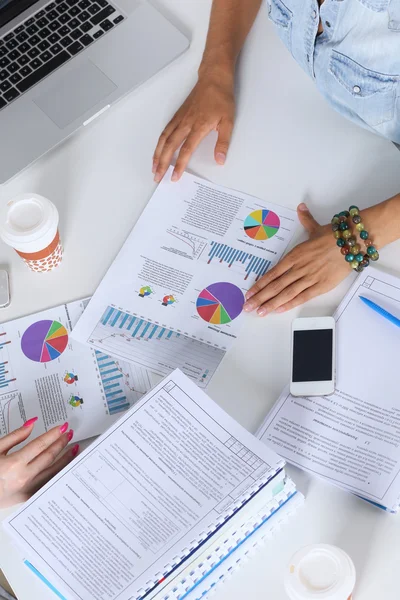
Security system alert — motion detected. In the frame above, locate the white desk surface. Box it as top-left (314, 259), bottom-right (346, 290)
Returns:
top-left (1, 1), bottom-right (400, 598)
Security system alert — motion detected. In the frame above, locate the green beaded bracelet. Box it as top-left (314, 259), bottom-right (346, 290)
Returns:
top-left (332, 205), bottom-right (379, 273)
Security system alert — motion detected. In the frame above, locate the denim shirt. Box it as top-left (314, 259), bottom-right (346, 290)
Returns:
top-left (267, 0), bottom-right (400, 143)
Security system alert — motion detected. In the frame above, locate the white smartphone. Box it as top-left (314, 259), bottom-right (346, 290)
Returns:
top-left (290, 316), bottom-right (336, 397)
top-left (0, 270), bottom-right (10, 308)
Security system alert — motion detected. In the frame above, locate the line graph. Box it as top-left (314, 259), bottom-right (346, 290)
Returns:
top-left (0, 392), bottom-right (20, 435)
top-left (164, 227), bottom-right (207, 260)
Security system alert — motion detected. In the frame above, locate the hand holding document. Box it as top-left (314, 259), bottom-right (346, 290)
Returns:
top-left (258, 267), bottom-right (400, 512)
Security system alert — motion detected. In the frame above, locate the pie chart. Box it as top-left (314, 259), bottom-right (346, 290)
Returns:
top-left (21, 320), bottom-right (69, 363)
top-left (244, 210), bottom-right (280, 240)
top-left (196, 282), bottom-right (244, 325)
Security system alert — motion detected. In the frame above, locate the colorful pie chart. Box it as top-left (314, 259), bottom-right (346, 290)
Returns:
top-left (196, 282), bottom-right (244, 325)
top-left (21, 320), bottom-right (69, 363)
top-left (244, 209), bottom-right (280, 240)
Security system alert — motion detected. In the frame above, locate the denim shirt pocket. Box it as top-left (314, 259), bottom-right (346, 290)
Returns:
top-left (267, 0), bottom-right (293, 53)
top-left (329, 51), bottom-right (399, 126)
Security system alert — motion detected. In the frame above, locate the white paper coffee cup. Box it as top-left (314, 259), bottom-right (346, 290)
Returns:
top-left (0, 194), bottom-right (63, 272)
top-left (285, 544), bottom-right (356, 600)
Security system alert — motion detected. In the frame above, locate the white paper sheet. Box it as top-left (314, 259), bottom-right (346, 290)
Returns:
top-left (4, 370), bottom-right (284, 600)
top-left (0, 300), bottom-right (159, 444)
top-left (258, 267), bottom-right (400, 511)
top-left (73, 169), bottom-right (299, 354)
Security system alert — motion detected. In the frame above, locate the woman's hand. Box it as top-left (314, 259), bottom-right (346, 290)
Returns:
top-left (0, 418), bottom-right (79, 509)
top-left (244, 203), bottom-right (352, 316)
top-left (153, 68), bottom-right (235, 183)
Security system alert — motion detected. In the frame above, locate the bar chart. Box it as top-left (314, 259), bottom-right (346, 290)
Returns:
top-left (0, 332), bottom-right (11, 351)
top-left (205, 242), bottom-right (271, 281)
top-left (101, 307), bottom-right (181, 341)
top-left (94, 350), bottom-right (152, 416)
top-left (0, 361), bottom-right (16, 390)
top-left (89, 307), bottom-right (225, 387)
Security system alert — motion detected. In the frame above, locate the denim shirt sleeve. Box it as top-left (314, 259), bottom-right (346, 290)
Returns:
top-left (266, 0), bottom-right (400, 143)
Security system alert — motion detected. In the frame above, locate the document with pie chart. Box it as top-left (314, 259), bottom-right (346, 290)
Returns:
top-left (73, 168), bottom-right (299, 361)
top-left (73, 168), bottom-right (299, 355)
top-left (0, 301), bottom-right (158, 445)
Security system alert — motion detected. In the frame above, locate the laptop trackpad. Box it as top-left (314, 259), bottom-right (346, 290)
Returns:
top-left (34, 60), bottom-right (117, 129)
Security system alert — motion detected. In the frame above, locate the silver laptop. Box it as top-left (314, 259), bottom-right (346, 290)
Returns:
top-left (0, 0), bottom-right (189, 183)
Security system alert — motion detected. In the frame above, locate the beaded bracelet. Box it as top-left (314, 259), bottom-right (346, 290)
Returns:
top-left (332, 206), bottom-right (379, 273)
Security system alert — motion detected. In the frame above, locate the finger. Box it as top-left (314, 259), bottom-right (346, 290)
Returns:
top-left (256, 279), bottom-right (312, 317)
top-left (275, 287), bottom-right (319, 314)
top-left (244, 256), bottom-right (296, 307)
top-left (153, 117), bottom-right (180, 172)
top-left (214, 118), bottom-right (234, 165)
top-left (154, 124), bottom-right (192, 183)
top-left (297, 203), bottom-right (320, 234)
top-left (0, 416), bottom-right (38, 455)
top-left (15, 421), bottom-right (69, 464)
top-left (171, 126), bottom-right (212, 181)
top-left (27, 428), bottom-right (74, 478)
top-left (27, 444), bottom-right (79, 495)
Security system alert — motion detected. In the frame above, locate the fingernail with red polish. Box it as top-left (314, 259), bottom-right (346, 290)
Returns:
top-left (67, 429), bottom-right (74, 442)
top-left (59, 422), bottom-right (68, 434)
top-left (23, 416), bottom-right (38, 428)
top-left (71, 444), bottom-right (79, 457)
top-left (215, 152), bottom-right (226, 165)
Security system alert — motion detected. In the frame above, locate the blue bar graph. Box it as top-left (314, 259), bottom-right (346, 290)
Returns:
top-left (98, 307), bottom-right (181, 342)
top-left (95, 351), bottom-right (133, 416)
top-left (206, 241), bottom-right (271, 281)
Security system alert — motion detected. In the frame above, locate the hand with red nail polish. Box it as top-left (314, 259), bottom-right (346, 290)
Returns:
top-left (152, 67), bottom-right (235, 183)
top-left (0, 419), bottom-right (79, 508)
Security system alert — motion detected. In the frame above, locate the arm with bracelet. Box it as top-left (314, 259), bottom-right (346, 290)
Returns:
top-left (243, 196), bottom-right (400, 316)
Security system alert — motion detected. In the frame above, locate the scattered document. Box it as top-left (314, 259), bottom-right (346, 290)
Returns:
top-left (4, 370), bottom-right (285, 600)
top-left (258, 267), bottom-right (400, 512)
top-left (0, 300), bottom-right (159, 443)
top-left (73, 170), bottom-right (299, 377)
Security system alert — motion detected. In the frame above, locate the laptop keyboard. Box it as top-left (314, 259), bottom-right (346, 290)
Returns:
top-left (0, 0), bottom-right (124, 111)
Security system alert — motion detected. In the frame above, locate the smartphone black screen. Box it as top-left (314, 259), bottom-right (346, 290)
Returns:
top-left (292, 329), bottom-right (333, 382)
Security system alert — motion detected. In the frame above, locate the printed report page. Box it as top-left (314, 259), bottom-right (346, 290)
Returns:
top-left (73, 168), bottom-right (298, 352)
top-left (4, 370), bottom-right (283, 600)
top-left (258, 268), bottom-right (400, 511)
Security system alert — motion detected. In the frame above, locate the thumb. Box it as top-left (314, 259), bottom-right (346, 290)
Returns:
top-left (297, 203), bottom-right (320, 234)
top-left (215, 118), bottom-right (234, 165)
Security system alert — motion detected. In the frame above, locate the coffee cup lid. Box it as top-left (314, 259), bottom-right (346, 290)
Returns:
top-left (284, 544), bottom-right (356, 600)
top-left (0, 194), bottom-right (59, 247)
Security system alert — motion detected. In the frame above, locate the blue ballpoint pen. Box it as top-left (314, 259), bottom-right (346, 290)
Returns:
top-left (359, 296), bottom-right (400, 328)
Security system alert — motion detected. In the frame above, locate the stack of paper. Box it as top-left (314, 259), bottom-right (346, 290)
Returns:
top-left (3, 370), bottom-right (303, 600)
top-left (258, 267), bottom-right (400, 513)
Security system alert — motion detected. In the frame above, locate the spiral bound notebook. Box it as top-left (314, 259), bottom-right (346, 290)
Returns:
top-left (153, 477), bottom-right (302, 600)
